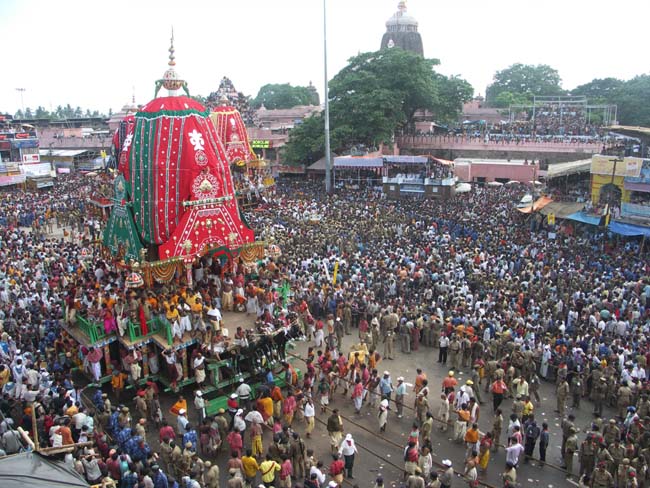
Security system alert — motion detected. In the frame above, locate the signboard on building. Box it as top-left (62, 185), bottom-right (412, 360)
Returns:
top-left (12, 139), bottom-right (39, 149)
top-left (22, 162), bottom-right (51, 177)
top-left (277, 164), bottom-right (305, 174)
top-left (591, 155), bottom-right (642, 177)
top-left (250, 140), bottom-right (271, 149)
top-left (625, 159), bottom-right (650, 185)
top-left (22, 154), bottom-right (40, 163)
top-left (0, 131), bottom-right (37, 140)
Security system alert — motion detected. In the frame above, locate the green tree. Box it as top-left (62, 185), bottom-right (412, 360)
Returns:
top-left (14, 109), bottom-right (23, 119)
top-left (281, 114), bottom-right (326, 164)
top-left (615, 75), bottom-right (650, 126)
top-left (333, 49), bottom-right (441, 130)
top-left (252, 83), bottom-right (317, 109)
top-left (281, 114), bottom-right (354, 165)
top-left (571, 77), bottom-right (623, 103)
top-left (24, 107), bottom-right (33, 118)
top-left (34, 106), bottom-right (51, 119)
top-left (432, 74), bottom-right (474, 123)
top-left (493, 91), bottom-right (531, 109)
top-left (328, 48), bottom-right (450, 146)
top-left (282, 48), bottom-right (471, 163)
top-left (63, 104), bottom-right (74, 118)
top-left (486, 63), bottom-right (565, 107)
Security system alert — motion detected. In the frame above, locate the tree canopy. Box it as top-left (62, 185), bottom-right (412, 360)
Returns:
top-left (570, 75), bottom-right (650, 127)
top-left (282, 48), bottom-right (472, 164)
top-left (611, 75), bottom-right (650, 127)
top-left (252, 83), bottom-right (319, 109)
top-left (13, 104), bottom-right (107, 120)
top-left (570, 77), bottom-right (624, 104)
top-left (486, 63), bottom-right (565, 107)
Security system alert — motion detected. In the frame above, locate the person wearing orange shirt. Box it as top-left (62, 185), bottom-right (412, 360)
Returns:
top-left (368, 350), bottom-right (381, 371)
top-left (103, 292), bottom-right (116, 311)
top-left (271, 385), bottom-right (284, 419)
top-left (257, 394), bottom-right (274, 424)
top-left (455, 324), bottom-right (465, 337)
top-left (464, 423), bottom-right (480, 458)
top-left (190, 296), bottom-right (203, 314)
top-left (490, 377), bottom-right (508, 411)
top-left (0, 365), bottom-right (10, 389)
top-left (55, 419), bottom-right (74, 446)
top-left (414, 368), bottom-right (427, 395)
top-left (65, 401), bottom-right (79, 418)
top-left (111, 369), bottom-right (128, 403)
top-left (454, 403), bottom-right (471, 443)
top-left (442, 371), bottom-right (458, 394)
top-left (170, 396), bottom-right (188, 416)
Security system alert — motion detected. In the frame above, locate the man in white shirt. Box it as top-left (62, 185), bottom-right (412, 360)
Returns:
top-left (512, 376), bottom-right (529, 398)
top-left (177, 408), bottom-right (189, 435)
top-left (236, 379), bottom-right (252, 411)
top-left (304, 397), bottom-right (315, 438)
top-left (310, 462), bottom-right (326, 485)
top-left (505, 437), bottom-right (524, 466)
top-left (438, 334), bottom-right (449, 364)
top-left (72, 407), bottom-right (88, 438)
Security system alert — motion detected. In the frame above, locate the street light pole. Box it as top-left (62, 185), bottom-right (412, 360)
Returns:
top-left (323, 0), bottom-right (332, 194)
top-left (15, 88), bottom-right (26, 116)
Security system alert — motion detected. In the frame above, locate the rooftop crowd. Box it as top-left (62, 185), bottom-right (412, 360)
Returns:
top-left (0, 174), bottom-right (648, 488)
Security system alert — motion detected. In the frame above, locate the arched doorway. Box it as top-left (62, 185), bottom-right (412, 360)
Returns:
top-left (599, 183), bottom-right (622, 207)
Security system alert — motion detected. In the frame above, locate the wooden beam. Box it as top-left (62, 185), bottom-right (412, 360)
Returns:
top-left (38, 441), bottom-right (94, 455)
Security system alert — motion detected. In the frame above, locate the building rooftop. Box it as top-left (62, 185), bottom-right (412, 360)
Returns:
top-left (454, 158), bottom-right (539, 165)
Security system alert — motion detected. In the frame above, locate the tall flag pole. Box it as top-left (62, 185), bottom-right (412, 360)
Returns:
top-left (323, 0), bottom-right (332, 194)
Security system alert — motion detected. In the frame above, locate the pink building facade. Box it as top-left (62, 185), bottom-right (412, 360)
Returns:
top-left (454, 159), bottom-right (539, 183)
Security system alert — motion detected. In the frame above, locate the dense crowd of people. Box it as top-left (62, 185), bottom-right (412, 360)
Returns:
top-left (406, 131), bottom-right (610, 147)
top-left (0, 173), bottom-right (649, 488)
top-left (501, 104), bottom-right (601, 137)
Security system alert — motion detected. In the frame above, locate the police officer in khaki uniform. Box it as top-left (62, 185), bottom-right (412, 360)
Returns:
top-left (593, 377), bottom-right (608, 416)
top-left (591, 461), bottom-right (614, 487)
top-left (617, 458), bottom-right (636, 488)
top-left (564, 427), bottom-right (579, 479)
top-left (448, 335), bottom-right (461, 371)
top-left (556, 379), bottom-right (570, 416)
top-left (617, 382), bottom-right (633, 418)
top-left (579, 434), bottom-right (596, 479)
top-left (383, 327), bottom-right (395, 360)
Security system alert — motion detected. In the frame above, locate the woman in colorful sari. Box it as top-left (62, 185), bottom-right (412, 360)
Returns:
top-left (478, 431), bottom-right (493, 472)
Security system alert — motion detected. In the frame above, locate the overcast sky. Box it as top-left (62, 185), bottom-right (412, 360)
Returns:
top-left (1, 0), bottom-right (648, 115)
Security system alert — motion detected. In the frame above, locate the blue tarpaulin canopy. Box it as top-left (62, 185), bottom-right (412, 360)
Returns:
top-left (566, 212), bottom-right (601, 225)
top-left (608, 221), bottom-right (650, 237)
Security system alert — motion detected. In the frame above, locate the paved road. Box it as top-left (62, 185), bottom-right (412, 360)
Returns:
top-left (287, 334), bottom-right (591, 488)
top-left (104, 319), bottom-right (610, 487)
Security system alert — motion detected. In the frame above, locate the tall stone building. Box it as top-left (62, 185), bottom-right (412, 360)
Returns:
top-left (380, 1), bottom-right (424, 56)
